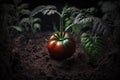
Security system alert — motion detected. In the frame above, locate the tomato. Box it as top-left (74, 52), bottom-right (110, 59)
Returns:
top-left (47, 32), bottom-right (76, 60)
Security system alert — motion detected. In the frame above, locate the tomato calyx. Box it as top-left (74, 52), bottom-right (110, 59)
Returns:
top-left (55, 32), bottom-right (66, 41)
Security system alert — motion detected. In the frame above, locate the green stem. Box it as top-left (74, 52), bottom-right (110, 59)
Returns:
top-left (55, 10), bottom-right (64, 38)
top-left (59, 14), bottom-right (64, 38)
top-left (54, 11), bottom-right (63, 36)
top-left (60, 16), bottom-right (63, 33)
top-left (55, 11), bottom-right (64, 33)
top-left (65, 23), bottom-right (75, 31)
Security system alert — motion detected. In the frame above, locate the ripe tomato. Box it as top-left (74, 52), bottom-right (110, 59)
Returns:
top-left (47, 32), bottom-right (76, 60)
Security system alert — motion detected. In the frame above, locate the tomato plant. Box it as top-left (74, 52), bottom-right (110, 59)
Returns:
top-left (31, 5), bottom-right (109, 60)
top-left (31, 5), bottom-right (81, 59)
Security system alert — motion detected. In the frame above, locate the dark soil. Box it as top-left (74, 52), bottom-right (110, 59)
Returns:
top-left (1, 31), bottom-right (120, 80)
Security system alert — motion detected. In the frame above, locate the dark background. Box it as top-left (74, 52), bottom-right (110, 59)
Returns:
top-left (1, 0), bottom-right (99, 7)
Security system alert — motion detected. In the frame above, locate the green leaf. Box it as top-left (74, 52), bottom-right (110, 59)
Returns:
top-left (20, 9), bottom-right (31, 15)
top-left (84, 41), bottom-right (91, 48)
top-left (65, 19), bottom-right (72, 27)
top-left (32, 18), bottom-right (41, 22)
top-left (17, 3), bottom-right (29, 10)
top-left (71, 24), bottom-right (82, 35)
top-left (84, 38), bottom-right (91, 44)
top-left (81, 37), bottom-right (87, 43)
top-left (19, 18), bottom-right (29, 26)
top-left (81, 33), bottom-right (105, 64)
top-left (65, 6), bottom-right (80, 15)
top-left (17, 16), bottom-right (41, 33)
top-left (31, 5), bottom-right (57, 17)
top-left (33, 23), bottom-right (41, 29)
top-left (81, 33), bottom-right (89, 37)
top-left (12, 26), bottom-right (23, 32)
top-left (47, 10), bottom-right (57, 15)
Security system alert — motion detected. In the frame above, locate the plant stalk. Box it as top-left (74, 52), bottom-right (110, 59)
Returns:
top-left (65, 23), bottom-right (75, 31)
top-left (60, 15), bottom-right (64, 37)
top-left (60, 16), bottom-right (63, 32)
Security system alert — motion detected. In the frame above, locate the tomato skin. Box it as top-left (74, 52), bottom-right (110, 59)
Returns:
top-left (47, 32), bottom-right (76, 60)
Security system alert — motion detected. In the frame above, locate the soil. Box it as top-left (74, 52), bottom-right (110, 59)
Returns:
top-left (1, 31), bottom-right (120, 80)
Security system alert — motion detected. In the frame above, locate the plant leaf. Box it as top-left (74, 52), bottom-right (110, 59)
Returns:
top-left (32, 18), bottom-right (41, 22)
top-left (64, 7), bottom-right (80, 15)
top-left (33, 23), bottom-right (41, 29)
top-left (81, 33), bottom-right (105, 64)
top-left (17, 3), bottom-right (29, 10)
top-left (20, 9), bottom-right (31, 15)
top-left (74, 16), bottom-right (110, 37)
top-left (12, 26), bottom-right (23, 32)
top-left (73, 13), bottom-right (84, 24)
top-left (31, 5), bottom-right (57, 17)
top-left (19, 18), bottom-right (29, 26)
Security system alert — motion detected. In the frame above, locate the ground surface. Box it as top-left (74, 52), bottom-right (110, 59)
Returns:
top-left (5, 31), bottom-right (120, 80)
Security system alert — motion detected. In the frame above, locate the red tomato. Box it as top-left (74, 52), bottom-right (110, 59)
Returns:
top-left (47, 32), bottom-right (76, 60)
